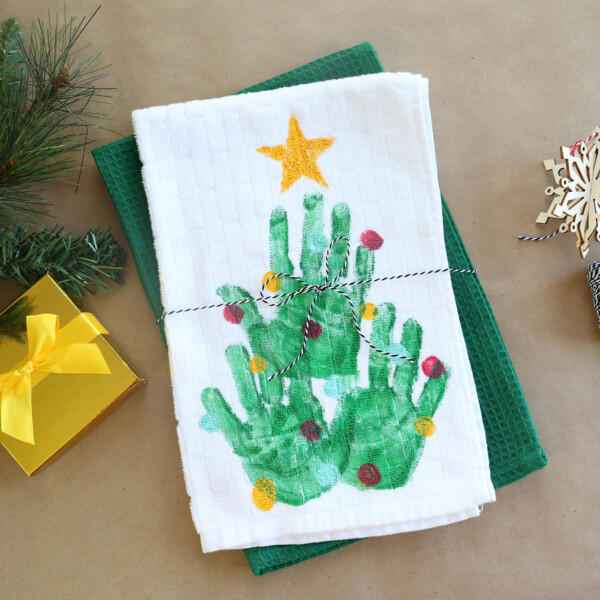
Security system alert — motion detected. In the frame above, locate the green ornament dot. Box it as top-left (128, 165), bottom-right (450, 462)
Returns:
top-left (307, 231), bottom-right (329, 253)
top-left (324, 376), bottom-right (346, 399)
top-left (385, 343), bottom-right (410, 365)
top-left (315, 464), bottom-right (341, 488)
top-left (199, 413), bottom-right (220, 433)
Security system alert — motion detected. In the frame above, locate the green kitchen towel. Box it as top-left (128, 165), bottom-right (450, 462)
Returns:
top-left (92, 42), bottom-right (547, 576)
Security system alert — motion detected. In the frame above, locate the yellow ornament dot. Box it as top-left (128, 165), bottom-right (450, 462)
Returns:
top-left (414, 416), bottom-right (436, 437)
top-left (249, 356), bottom-right (267, 373)
top-left (359, 302), bottom-right (379, 321)
top-left (252, 478), bottom-right (276, 511)
top-left (262, 271), bottom-right (282, 292)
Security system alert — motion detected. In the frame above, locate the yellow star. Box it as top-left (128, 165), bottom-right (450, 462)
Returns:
top-left (257, 116), bottom-right (336, 193)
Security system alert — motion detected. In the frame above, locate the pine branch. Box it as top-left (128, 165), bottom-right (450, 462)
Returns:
top-left (0, 17), bottom-right (25, 82)
top-left (0, 8), bottom-right (115, 226)
top-left (0, 223), bottom-right (126, 300)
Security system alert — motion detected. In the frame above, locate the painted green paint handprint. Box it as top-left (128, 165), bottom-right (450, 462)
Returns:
top-left (201, 346), bottom-right (355, 507)
top-left (342, 306), bottom-right (450, 489)
top-left (217, 192), bottom-right (376, 380)
top-left (200, 192), bottom-right (451, 508)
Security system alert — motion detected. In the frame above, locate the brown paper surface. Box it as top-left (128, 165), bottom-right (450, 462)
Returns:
top-left (0, 1), bottom-right (597, 597)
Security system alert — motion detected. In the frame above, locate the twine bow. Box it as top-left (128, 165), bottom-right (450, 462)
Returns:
top-left (0, 313), bottom-right (111, 444)
top-left (259, 236), bottom-right (420, 380)
top-left (159, 236), bottom-right (476, 381)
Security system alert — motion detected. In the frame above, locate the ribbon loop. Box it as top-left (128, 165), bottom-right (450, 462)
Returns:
top-left (0, 313), bottom-right (111, 444)
top-left (27, 313), bottom-right (57, 363)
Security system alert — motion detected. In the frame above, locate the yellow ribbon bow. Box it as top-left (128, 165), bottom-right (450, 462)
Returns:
top-left (0, 313), bottom-right (110, 444)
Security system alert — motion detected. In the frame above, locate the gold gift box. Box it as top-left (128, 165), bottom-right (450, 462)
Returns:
top-left (0, 275), bottom-right (142, 476)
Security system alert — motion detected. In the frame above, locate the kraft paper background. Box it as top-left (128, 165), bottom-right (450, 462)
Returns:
top-left (0, 1), bottom-right (597, 598)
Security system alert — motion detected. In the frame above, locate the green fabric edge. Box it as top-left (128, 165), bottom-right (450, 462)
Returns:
top-left (442, 200), bottom-right (548, 488)
top-left (92, 41), bottom-right (546, 577)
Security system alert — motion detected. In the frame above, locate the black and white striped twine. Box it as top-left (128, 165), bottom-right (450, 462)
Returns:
top-left (518, 227), bottom-right (562, 242)
top-left (159, 236), bottom-right (476, 380)
top-left (521, 230), bottom-right (600, 329)
top-left (588, 261), bottom-right (600, 329)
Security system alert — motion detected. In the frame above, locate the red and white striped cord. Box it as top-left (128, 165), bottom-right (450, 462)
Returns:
top-left (569, 131), bottom-right (598, 156)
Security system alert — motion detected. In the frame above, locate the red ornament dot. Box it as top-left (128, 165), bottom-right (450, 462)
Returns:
top-left (360, 230), bottom-right (384, 251)
top-left (223, 305), bottom-right (244, 324)
top-left (302, 320), bottom-right (323, 339)
top-left (422, 356), bottom-right (446, 379)
top-left (357, 463), bottom-right (381, 486)
top-left (300, 420), bottom-right (322, 441)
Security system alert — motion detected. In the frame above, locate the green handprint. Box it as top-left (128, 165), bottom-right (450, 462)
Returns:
top-left (201, 348), bottom-right (356, 507)
top-left (341, 305), bottom-right (450, 489)
top-left (217, 192), bottom-right (376, 380)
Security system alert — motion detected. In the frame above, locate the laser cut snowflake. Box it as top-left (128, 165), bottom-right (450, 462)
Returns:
top-left (536, 126), bottom-right (600, 258)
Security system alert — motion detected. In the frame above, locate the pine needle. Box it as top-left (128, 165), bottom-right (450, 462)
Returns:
top-left (0, 223), bottom-right (126, 299)
top-left (0, 8), bottom-right (115, 226)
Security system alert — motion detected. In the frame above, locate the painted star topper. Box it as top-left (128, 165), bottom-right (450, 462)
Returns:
top-left (257, 116), bottom-right (336, 193)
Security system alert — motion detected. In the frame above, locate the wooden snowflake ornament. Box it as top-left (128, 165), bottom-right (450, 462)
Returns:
top-left (535, 127), bottom-right (600, 258)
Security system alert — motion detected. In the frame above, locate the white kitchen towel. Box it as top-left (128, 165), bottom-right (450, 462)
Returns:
top-left (133, 72), bottom-right (495, 553)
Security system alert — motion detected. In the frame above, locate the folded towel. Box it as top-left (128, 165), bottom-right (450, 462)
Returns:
top-left (92, 42), bottom-right (547, 574)
top-left (132, 71), bottom-right (496, 552)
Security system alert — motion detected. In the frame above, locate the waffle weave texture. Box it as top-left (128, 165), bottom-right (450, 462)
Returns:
top-left (92, 42), bottom-right (546, 576)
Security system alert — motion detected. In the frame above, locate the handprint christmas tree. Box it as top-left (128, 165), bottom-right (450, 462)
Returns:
top-left (200, 192), bottom-right (450, 510)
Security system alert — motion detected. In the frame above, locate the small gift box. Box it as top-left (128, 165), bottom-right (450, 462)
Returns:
top-left (0, 274), bottom-right (142, 475)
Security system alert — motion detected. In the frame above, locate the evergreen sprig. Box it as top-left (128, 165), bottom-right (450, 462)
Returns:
top-left (0, 8), bottom-right (114, 226)
top-left (0, 223), bottom-right (126, 299)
